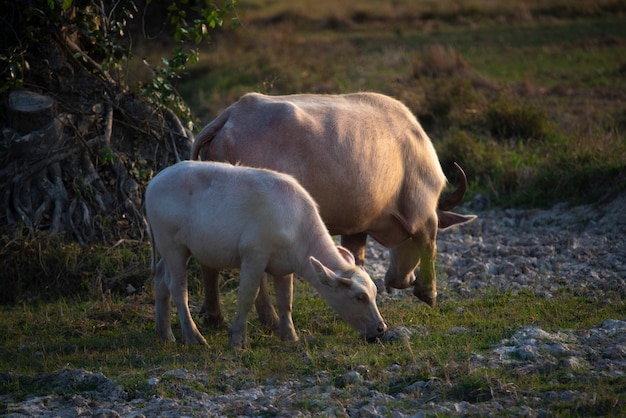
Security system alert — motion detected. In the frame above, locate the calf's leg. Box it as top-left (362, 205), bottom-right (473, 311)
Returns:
top-left (154, 259), bottom-right (175, 342)
top-left (273, 274), bottom-right (298, 341)
top-left (163, 252), bottom-right (208, 346)
top-left (229, 258), bottom-right (266, 349)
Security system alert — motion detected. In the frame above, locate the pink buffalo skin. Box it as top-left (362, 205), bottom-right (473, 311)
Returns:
top-left (192, 92), bottom-right (475, 328)
top-left (145, 161), bottom-right (387, 349)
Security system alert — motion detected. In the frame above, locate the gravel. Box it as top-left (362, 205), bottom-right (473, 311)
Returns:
top-left (3, 194), bottom-right (625, 417)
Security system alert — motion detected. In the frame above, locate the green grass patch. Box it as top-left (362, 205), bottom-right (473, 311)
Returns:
top-left (1, 284), bottom-right (624, 413)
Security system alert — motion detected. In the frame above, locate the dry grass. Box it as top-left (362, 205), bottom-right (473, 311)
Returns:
top-left (411, 44), bottom-right (469, 78)
top-left (236, 0), bottom-right (623, 24)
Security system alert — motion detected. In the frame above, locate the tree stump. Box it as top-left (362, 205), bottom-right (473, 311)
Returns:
top-left (1, 80), bottom-right (191, 244)
top-left (5, 90), bottom-right (58, 135)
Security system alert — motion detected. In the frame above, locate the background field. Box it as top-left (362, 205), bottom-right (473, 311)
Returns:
top-left (168, 0), bottom-right (626, 207)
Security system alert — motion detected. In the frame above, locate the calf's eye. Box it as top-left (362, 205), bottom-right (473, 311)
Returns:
top-left (356, 293), bottom-right (368, 302)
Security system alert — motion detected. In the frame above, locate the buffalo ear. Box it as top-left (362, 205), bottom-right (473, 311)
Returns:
top-left (336, 246), bottom-right (356, 265)
top-left (437, 210), bottom-right (477, 230)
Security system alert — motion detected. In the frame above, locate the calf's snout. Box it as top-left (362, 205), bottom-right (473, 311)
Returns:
top-left (366, 320), bottom-right (388, 342)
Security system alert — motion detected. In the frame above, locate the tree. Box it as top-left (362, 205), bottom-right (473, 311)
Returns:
top-left (0, 0), bottom-right (236, 244)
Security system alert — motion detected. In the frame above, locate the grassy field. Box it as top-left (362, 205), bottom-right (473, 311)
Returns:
top-left (173, 0), bottom-right (626, 207)
top-left (2, 281), bottom-right (625, 415)
top-left (2, 0), bottom-right (626, 415)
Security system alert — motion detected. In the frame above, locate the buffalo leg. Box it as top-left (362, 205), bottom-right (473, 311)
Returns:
top-left (413, 218), bottom-right (438, 308)
top-left (340, 232), bottom-right (368, 266)
top-left (273, 274), bottom-right (298, 341)
top-left (414, 255), bottom-right (437, 307)
top-left (200, 265), bottom-right (226, 328)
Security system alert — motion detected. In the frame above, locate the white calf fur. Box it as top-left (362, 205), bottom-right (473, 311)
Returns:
top-left (145, 161), bottom-right (387, 349)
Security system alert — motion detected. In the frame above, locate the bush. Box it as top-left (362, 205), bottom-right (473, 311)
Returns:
top-left (0, 233), bottom-right (150, 304)
top-left (411, 44), bottom-right (469, 79)
top-left (417, 79), bottom-right (486, 134)
top-left (436, 130), bottom-right (524, 197)
top-left (486, 96), bottom-right (551, 141)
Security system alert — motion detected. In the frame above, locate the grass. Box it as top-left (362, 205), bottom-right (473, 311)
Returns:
top-left (1, 285), bottom-right (624, 415)
top-left (0, 233), bottom-right (150, 304)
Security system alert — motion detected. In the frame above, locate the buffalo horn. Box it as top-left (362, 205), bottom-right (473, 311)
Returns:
top-left (438, 162), bottom-right (468, 211)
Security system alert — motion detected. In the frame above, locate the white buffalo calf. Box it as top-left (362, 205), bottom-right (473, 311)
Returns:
top-left (145, 161), bottom-right (387, 349)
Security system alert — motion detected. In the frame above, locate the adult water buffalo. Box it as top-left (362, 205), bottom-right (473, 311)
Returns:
top-left (145, 161), bottom-right (387, 349)
top-left (192, 92), bottom-right (475, 327)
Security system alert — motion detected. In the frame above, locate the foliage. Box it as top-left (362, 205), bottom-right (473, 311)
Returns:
top-left (0, 0), bottom-right (237, 125)
top-left (0, 0), bottom-right (238, 291)
top-left (138, 0), bottom-right (238, 128)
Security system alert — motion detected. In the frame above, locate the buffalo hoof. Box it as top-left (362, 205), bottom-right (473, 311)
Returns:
top-left (200, 303), bottom-right (228, 329)
top-left (279, 322), bottom-right (299, 342)
top-left (202, 313), bottom-right (228, 329)
top-left (413, 287), bottom-right (437, 308)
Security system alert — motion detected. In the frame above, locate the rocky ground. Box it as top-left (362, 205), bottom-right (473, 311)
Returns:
top-left (3, 194), bottom-right (625, 417)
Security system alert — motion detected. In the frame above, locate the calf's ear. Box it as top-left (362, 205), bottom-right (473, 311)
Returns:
top-left (310, 257), bottom-right (353, 288)
top-left (336, 246), bottom-right (356, 265)
top-left (310, 256), bottom-right (334, 287)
